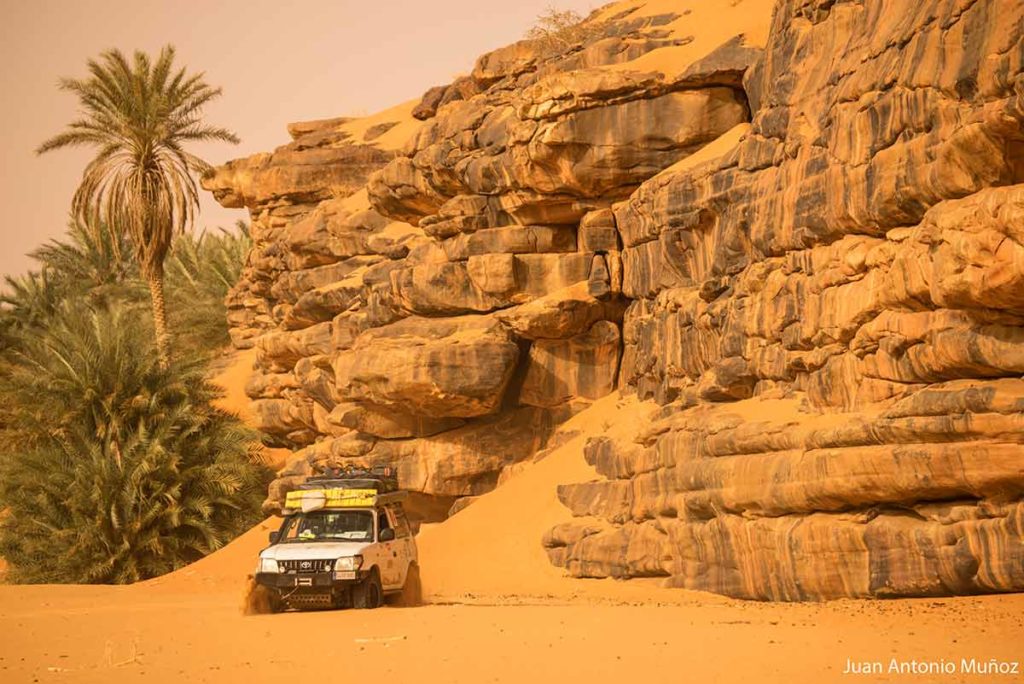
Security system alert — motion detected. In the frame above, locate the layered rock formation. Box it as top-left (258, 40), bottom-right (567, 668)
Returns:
top-left (204, 1), bottom-right (765, 523)
top-left (545, 0), bottom-right (1024, 600)
top-left (207, 0), bottom-right (1024, 599)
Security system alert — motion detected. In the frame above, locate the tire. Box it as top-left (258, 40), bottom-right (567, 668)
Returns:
top-left (391, 563), bottom-right (422, 607)
top-left (352, 568), bottom-right (383, 609)
top-left (243, 578), bottom-right (284, 615)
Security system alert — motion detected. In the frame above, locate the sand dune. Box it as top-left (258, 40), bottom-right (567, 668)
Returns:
top-left (415, 392), bottom-right (679, 603)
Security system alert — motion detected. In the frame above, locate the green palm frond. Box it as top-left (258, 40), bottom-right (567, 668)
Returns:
top-left (165, 222), bottom-right (250, 357)
top-left (37, 45), bottom-right (238, 365)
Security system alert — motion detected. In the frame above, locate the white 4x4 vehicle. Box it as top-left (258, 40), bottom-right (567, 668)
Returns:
top-left (254, 476), bottom-right (420, 612)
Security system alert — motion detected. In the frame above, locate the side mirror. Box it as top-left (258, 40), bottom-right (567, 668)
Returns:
top-left (268, 531), bottom-right (280, 545)
top-left (379, 528), bottom-right (396, 542)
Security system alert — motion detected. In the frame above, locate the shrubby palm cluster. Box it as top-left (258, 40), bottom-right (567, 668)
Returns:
top-left (0, 46), bottom-right (266, 584)
top-left (0, 223), bottom-right (267, 584)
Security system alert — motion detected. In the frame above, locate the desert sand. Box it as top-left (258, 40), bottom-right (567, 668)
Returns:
top-left (0, 351), bottom-right (1022, 683)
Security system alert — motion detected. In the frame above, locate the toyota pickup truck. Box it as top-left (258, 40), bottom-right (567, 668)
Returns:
top-left (252, 467), bottom-right (420, 612)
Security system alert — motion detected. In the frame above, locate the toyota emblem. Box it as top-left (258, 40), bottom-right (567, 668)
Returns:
top-left (300, 561), bottom-right (311, 569)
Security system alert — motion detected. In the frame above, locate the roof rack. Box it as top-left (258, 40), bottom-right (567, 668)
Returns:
top-left (300, 464), bottom-right (399, 494)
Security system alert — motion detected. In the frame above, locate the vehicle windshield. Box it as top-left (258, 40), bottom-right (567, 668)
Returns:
top-left (278, 510), bottom-right (374, 543)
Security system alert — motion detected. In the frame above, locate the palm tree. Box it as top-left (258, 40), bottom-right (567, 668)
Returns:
top-left (37, 46), bottom-right (238, 366)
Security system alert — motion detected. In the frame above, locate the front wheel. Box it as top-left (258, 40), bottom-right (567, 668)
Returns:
top-left (243, 578), bottom-right (284, 615)
top-left (352, 569), bottom-right (382, 609)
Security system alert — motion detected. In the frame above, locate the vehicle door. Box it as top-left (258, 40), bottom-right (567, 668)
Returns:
top-left (376, 508), bottom-right (400, 589)
top-left (389, 504), bottom-right (415, 586)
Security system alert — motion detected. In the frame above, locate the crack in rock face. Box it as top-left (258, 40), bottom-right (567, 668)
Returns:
top-left (203, 0), bottom-right (1024, 600)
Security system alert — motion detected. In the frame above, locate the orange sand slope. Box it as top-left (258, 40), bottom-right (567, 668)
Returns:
top-left (209, 349), bottom-right (260, 420)
top-left (416, 392), bottom-right (673, 603)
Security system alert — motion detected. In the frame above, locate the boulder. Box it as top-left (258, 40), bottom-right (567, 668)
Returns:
top-left (578, 208), bottom-right (620, 252)
top-left (255, 322), bottom-right (334, 372)
top-left (283, 196), bottom-right (390, 267)
top-left (390, 252), bottom-right (595, 315)
top-left (295, 356), bottom-right (339, 409)
top-left (367, 407), bottom-right (555, 496)
top-left (202, 143), bottom-right (393, 209)
top-left (495, 281), bottom-right (623, 340)
top-left (327, 402), bottom-right (465, 439)
top-left (332, 315), bottom-right (521, 418)
top-left (284, 273), bottom-right (367, 329)
top-left (244, 371), bottom-right (301, 399)
top-left (270, 257), bottom-right (378, 304)
top-left (412, 84), bottom-right (449, 120)
top-left (249, 398), bottom-right (315, 438)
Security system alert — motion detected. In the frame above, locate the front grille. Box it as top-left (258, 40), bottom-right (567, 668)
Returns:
top-left (279, 559), bottom-right (333, 574)
top-left (285, 592), bottom-right (334, 608)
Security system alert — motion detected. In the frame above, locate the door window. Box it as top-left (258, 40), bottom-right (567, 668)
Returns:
top-left (390, 505), bottom-right (412, 538)
top-left (377, 509), bottom-right (392, 539)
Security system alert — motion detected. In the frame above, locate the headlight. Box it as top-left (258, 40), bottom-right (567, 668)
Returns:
top-left (334, 555), bottom-right (363, 572)
top-left (258, 558), bottom-right (279, 574)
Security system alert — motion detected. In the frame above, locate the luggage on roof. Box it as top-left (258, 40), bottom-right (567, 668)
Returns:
top-left (284, 487), bottom-right (406, 513)
top-left (284, 465), bottom-right (404, 513)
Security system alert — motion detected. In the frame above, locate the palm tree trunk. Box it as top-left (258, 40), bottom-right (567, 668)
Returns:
top-left (146, 272), bottom-right (171, 368)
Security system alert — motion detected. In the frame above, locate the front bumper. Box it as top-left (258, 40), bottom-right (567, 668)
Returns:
top-left (255, 570), bottom-right (364, 590)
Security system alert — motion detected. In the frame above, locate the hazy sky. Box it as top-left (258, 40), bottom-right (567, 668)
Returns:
top-left (0, 0), bottom-right (597, 279)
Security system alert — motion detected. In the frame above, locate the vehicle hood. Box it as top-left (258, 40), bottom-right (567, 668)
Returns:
top-left (262, 541), bottom-right (371, 561)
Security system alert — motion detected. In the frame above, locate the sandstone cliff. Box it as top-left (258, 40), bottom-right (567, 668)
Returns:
top-left (205, 0), bottom-right (1024, 600)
